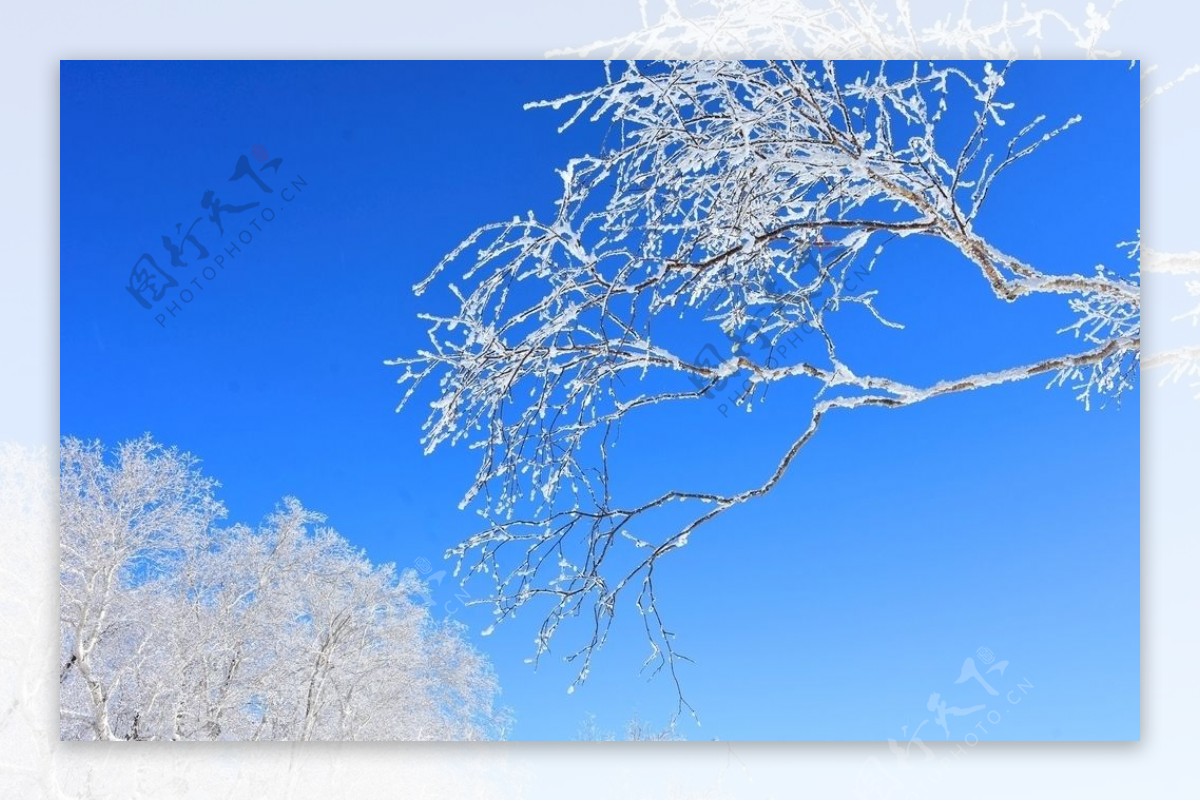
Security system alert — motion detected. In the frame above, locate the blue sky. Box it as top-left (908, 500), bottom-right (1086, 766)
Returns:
top-left (61, 60), bottom-right (1139, 741)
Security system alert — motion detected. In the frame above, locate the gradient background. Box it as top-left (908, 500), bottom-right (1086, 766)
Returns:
top-left (0, 1), bottom-right (1193, 797)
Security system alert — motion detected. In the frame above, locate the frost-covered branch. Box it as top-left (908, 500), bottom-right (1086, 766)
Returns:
top-left (550, 0), bottom-right (1124, 59)
top-left (1143, 245), bottom-right (1200, 396)
top-left (390, 60), bottom-right (1139, 707)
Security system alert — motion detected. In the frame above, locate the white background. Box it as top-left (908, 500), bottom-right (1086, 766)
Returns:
top-left (1, 1), bottom-right (1196, 797)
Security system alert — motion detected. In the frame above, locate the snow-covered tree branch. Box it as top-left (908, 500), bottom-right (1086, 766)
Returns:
top-left (1134, 64), bottom-right (1200, 395)
top-left (390, 60), bottom-right (1139, 709)
top-left (1142, 246), bottom-right (1200, 395)
top-left (60, 436), bottom-right (506, 741)
top-left (551, 0), bottom-right (1124, 59)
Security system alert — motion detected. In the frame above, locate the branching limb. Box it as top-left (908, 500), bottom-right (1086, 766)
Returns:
top-left (390, 60), bottom-right (1140, 710)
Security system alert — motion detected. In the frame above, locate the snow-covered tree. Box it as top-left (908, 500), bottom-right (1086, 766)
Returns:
top-left (390, 60), bottom-right (1139, 709)
top-left (59, 435), bottom-right (225, 740)
top-left (60, 436), bottom-right (506, 741)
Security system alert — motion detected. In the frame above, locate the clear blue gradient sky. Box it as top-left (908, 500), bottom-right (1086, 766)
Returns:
top-left (61, 60), bottom-right (1139, 741)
